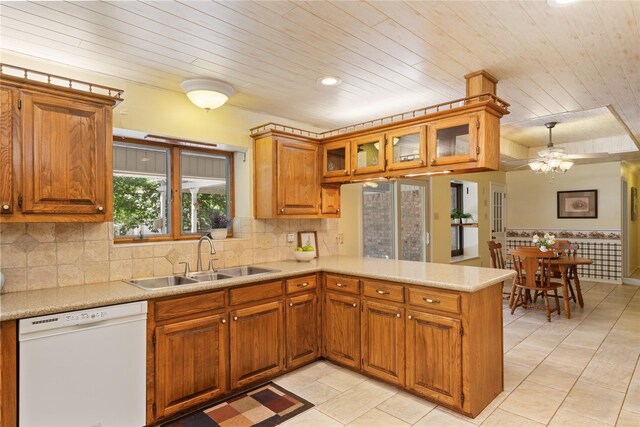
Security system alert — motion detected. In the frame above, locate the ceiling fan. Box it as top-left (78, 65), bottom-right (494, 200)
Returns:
top-left (513, 122), bottom-right (609, 175)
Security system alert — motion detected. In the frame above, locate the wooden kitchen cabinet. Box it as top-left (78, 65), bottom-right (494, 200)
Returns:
top-left (351, 133), bottom-right (385, 175)
top-left (427, 112), bottom-right (479, 167)
top-left (229, 301), bottom-right (284, 389)
top-left (323, 292), bottom-right (360, 369)
top-left (154, 313), bottom-right (228, 419)
top-left (286, 293), bottom-right (319, 369)
top-left (321, 185), bottom-right (340, 215)
top-left (0, 71), bottom-right (118, 222)
top-left (321, 139), bottom-right (351, 181)
top-left (361, 300), bottom-right (405, 385)
top-left (406, 309), bottom-right (462, 408)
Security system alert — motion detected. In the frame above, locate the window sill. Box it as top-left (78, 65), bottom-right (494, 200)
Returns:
top-left (450, 255), bottom-right (480, 264)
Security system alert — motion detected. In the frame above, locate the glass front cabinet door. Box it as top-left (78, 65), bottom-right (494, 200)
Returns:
top-left (351, 133), bottom-right (385, 175)
top-left (385, 125), bottom-right (426, 171)
top-left (428, 113), bottom-right (479, 166)
top-left (322, 139), bottom-right (351, 180)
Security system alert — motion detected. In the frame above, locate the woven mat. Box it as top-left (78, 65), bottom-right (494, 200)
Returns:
top-left (164, 382), bottom-right (314, 427)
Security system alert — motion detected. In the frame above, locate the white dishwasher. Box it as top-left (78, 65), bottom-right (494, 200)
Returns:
top-left (19, 301), bottom-right (147, 427)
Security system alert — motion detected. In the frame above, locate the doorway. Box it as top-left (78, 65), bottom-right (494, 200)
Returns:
top-left (490, 182), bottom-right (507, 258)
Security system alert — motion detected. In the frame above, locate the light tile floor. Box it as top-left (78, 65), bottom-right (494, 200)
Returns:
top-left (275, 281), bottom-right (640, 426)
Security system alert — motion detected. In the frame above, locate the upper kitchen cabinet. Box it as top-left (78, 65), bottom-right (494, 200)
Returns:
top-left (321, 139), bottom-right (350, 182)
top-left (385, 125), bottom-right (426, 171)
top-left (253, 131), bottom-right (335, 219)
top-left (428, 113), bottom-right (479, 167)
top-left (351, 133), bottom-right (385, 176)
top-left (0, 65), bottom-right (121, 223)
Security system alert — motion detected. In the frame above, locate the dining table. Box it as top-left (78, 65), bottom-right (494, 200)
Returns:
top-left (548, 255), bottom-right (593, 319)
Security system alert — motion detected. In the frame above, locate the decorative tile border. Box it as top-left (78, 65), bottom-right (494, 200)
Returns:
top-left (506, 228), bottom-right (621, 240)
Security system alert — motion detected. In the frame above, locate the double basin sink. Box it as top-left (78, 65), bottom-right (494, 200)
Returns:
top-left (126, 266), bottom-right (279, 291)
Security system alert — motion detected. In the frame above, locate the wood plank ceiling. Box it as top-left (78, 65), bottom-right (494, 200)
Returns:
top-left (1, 1), bottom-right (639, 156)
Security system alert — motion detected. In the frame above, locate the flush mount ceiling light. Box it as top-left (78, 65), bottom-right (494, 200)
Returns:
top-left (319, 76), bottom-right (342, 86)
top-left (180, 78), bottom-right (235, 111)
top-left (547, 0), bottom-right (579, 7)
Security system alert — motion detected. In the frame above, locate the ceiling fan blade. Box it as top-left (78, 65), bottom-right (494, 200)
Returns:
top-left (564, 153), bottom-right (610, 159)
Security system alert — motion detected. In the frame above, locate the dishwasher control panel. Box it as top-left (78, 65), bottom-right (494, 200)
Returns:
top-left (19, 301), bottom-right (148, 337)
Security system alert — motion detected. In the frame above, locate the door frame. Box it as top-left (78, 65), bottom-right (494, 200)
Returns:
top-left (489, 182), bottom-right (507, 260)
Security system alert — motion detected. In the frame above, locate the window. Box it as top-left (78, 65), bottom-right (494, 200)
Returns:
top-left (113, 137), bottom-right (233, 242)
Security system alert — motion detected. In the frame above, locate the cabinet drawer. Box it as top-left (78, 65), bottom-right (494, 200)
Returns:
top-left (286, 275), bottom-right (317, 295)
top-left (229, 281), bottom-right (283, 306)
top-left (155, 291), bottom-right (225, 321)
top-left (325, 274), bottom-right (359, 295)
top-left (362, 280), bottom-right (404, 303)
top-left (408, 288), bottom-right (461, 314)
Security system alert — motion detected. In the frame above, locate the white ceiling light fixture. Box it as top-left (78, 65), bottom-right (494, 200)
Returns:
top-left (528, 122), bottom-right (574, 177)
top-left (546, 0), bottom-right (580, 7)
top-left (319, 76), bottom-right (342, 86)
top-left (180, 78), bottom-right (235, 111)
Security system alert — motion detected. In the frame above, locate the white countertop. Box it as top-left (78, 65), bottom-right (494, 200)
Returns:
top-left (0, 256), bottom-right (514, 321)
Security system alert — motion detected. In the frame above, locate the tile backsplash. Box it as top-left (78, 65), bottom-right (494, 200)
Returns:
top-left (0, 218), bottom-right (339, 293)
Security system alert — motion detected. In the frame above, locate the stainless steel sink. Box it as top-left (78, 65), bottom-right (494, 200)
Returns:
top-left (188, 272), bottom-right (234, 282)
top-left (126, 275), bottom-right (200, 291)
top-left (217, 266), bottom-right (280, 277)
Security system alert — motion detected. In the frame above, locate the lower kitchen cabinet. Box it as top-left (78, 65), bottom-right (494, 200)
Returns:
top-left (323, 292), bottom-right (360, 369)
top-left (361, 300), bottom-right (405, 385)
top-left (154, 313), bottom-right (228, 419)
top-left (406, 309), bottom-right (462, 408)
top-left (286, 293), bottom-right (319, 369)
top-left (230, 301), bottom-right (284, 389)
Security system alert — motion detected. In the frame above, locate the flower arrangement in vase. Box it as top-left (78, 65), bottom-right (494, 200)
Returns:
top-left (532, 233), bottom-right (555, 252)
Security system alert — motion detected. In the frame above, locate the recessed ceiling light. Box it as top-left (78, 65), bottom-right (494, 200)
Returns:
top-left (319, 76), bottom-right (341, 86)
top-left (547, 0), bottom-right (579, 6)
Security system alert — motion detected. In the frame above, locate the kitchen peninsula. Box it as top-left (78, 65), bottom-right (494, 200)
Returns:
top-left (0, 256), bottom-right (514, 424)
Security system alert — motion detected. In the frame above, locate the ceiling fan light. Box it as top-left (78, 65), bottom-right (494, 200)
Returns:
top-left (559, 161), bottom-right (574, 171)
top-left (548, 158), bottom-right (563, 168)
top-left (540, 163), bottom-right (551, 172)
top-left (529, 161), bottom-right (544, 171)
top-left (180, 78), bottom-right (235, 110)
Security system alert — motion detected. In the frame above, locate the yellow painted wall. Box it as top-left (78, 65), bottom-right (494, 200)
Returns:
top-left (430, 171), bottom-right (506, 267)
top-left (338, 183), bottom-right (363, 256)
top-left (621, 162), bottom-right (640, 275)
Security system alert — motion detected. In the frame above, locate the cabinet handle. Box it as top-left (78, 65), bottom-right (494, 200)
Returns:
top-left (408, 315), bottom-right (413, 320)
top-left (289, 302), bottom-right (294, 307)
top-left (280, 208), bottom-right (285, 213)
top-left (97, 206), bottom-right (104, 212)
top-left (337, 208), bottom-right (340, 213)
top-left (376, 290), bottom-right (390, 295)
top-left (419, 159), bottom-right (424, 165)
top-left (352, 303), bottom-right (357, 307)
top-left (423, 298), bottom-right (440, 304)
top-left (336, 283), bottom-right (346, 287)
top-left (352, 168), bottom-right (356, 173)
top-left (396, 313), bottom-right (401, 318)
top-left (233, 316), bottom-right (238, 321)
top-left (431, 158), bottom-right (435, 165)
top-left (345, 170), bottom-right (349, 175)
top-left (221, 319), bottom-right (226, 324)
top-left (297, 282), bottom-right (309, 288)
top-left (1, 204), bottom-right (9, 210)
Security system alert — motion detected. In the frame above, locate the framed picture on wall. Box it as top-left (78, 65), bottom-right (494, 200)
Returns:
top-left (298, 231), bottom-right (318, 255)
top-left (557, 190), bottom-right (598, 219)
top-left (632, 187), bottom-right (638, 221)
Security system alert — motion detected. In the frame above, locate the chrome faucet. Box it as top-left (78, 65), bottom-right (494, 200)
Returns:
top-left (197, 235), bottom-right (216, 272)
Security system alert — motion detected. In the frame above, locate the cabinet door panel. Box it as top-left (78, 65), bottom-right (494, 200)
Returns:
top-left (323, 292), bottom-right (360, 369)
top-left (386, 125), bottom-right (426, 171)
top-left (322, 139), bottom-right (351, 179)
top-left (428, 114), bottom-right (478, 166)
top-left (230, 301), bottom-right (284, 389)
top-left (351, 134), bottom-right (385, 175)
top-left (155, 314), bottom-right (227, 419)
top-left (321, 186), bottom-right (340, 215)
top-left (406, 310), bottom-right (462, 408)
top-left (286, 293), bottom-right (319, 369)
top-left (362, 301), bottom-right (405, 385)
top-left (276, 139), bottom-right (319, 215)
top-left (22, 92), bottom-right (107, 214)
top-left (0, 88), bottom-right (13, 214)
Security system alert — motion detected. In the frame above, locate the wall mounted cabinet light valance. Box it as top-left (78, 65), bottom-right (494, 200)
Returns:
top-left (180, 78), bottom-right (235, 111)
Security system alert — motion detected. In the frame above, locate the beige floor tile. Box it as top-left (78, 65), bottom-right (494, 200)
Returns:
top-left (546, 344), bottom-right (596, 369)
top-left (345, 408), bottom-right (408, 427)
top-left (527, 360), bottom-right (583, 392)
top-left (376, 392), bottom-right (436, 424)
top-left (317, 368), bottom-right (367, 392)
top-left (549, 407), bottom-right (614, 426)
top-left (561, 380), bottom-right (625, 425)
top-left (273, 361), bottom-right (338, 391)
top-left (563, 329), bottom-right (609, 350)
top-left (499, 380), bottom-right (567, 424)
top-left (413, 408), bottom-right (476, 426)
top-left (593, 341), bottom-right (640, 368)
top-left (441, 391), bottom-right (510, 425)
top-left (504, 361), bottom-right (535, 391)
top-left (287, 380), bottom-right (341, 405)
top-left (280, 408), bottom-right (344, 427)
top-left (481, 408), bottom-right (544, 426)
top-left (580, 359), bottom-right (634, 393)
top-left (622, 380), bottom-right (640, 415)
top-left (316, 379), bottom-right (395, 424)
top-left (615, 410), bottom-right (640, 427)
top-left (505, 342), bottom-right (552, 367)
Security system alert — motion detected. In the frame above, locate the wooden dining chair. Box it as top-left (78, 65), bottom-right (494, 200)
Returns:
top-left (487, 240), bottom-right (512, 301)
top-left (510, 247), bottom-right (563, 322)
top-left (551, 240), bottom-right (578, 303)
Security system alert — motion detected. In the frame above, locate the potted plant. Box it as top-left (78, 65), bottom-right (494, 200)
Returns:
top-left (451, 210), bottom-right (463, 224)
top-left (462, 213), bottom-right (473, 224)
top-left (210, 211), bottom-right (229, 240)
